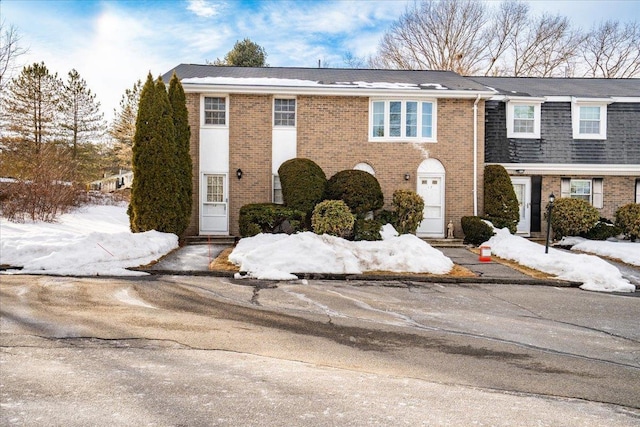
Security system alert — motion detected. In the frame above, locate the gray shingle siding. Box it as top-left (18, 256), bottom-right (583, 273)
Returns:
top-left (485, 101), bottom-right (640, 165)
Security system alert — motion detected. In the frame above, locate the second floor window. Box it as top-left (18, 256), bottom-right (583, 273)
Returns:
top-left (506, 101), bottom-right (541, 138)
top-left (370, 100), bottom-right (435, 142)
top-left (204, 97), bottom-right (226, 125)
top-left (572, 101), bottom-right (608, 140)
top-left (274, 99), bottom-right (296, 126)
top-left (513, 105), bottom-right (534, 133)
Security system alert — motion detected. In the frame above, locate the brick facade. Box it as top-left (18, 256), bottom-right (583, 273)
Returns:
top-left (186, 93), bottom-right (486, 238)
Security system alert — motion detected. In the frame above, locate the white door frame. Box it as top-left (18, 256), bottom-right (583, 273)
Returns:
top-left (200, 172), bottom-right (229, 235)
top-left (511, 176), bottom-right (531, 236)
top-left (416, 159), bottom-right (446, 238)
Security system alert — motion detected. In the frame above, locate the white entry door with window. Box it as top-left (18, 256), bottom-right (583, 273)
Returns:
top-left (511, 176), bottom-right (531, 236)
top-left (417, 175), bottom-right (445, 237)
top-left (201, 173), bottom-right (228, 234)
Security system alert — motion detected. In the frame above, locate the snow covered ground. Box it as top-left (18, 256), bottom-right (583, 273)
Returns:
top-left (487, 228), bottom-right (636, 293)
top-left (558, 236), bottom-right (640, 267)
top-left (1, 204), bottom-right (637, 292)
top-left (0, 204), bottom-right (178, 276)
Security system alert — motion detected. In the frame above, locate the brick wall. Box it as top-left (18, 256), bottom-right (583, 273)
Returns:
top-left (185, 92), bottom-right (200, 236)
top-left (228, 94), bottom-right (273, 236)
top-left (185, 93), bottom-right (486, 238)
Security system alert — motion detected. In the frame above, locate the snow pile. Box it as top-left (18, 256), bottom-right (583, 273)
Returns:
top-left (228, 230), bottom-right (454, 281)
top-left (1, 205), bottom-right (178, 276)
top-left (558, 237), bottom-right (640, 267)
top-left (486, 228), bottom-right (635, 292)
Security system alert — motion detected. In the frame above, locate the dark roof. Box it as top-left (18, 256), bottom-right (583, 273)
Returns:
top-left (470, 76), bottom-right (640, 98)
top-left (162, 64), bottom-right (490, 92)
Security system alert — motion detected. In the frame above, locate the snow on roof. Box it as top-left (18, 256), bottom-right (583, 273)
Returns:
top-left (180, 76), bottom-right (450, 90)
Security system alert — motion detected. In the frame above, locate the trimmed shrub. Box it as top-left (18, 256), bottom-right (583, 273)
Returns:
top-left (461, 216), bottom-right (495, 246)
top-left (278, 158), bottom-right (326, 214)
top-left (353, 218), bottom-right (383, 241)
top-left (548, 198), bottom-right (599, 239)
top-left (582, 217), bottom-right (621, 241)
top-left (311, 200), bottom-right (355, 238)
top-left (392, 189), bottom-right (424, 235)
top-left (239, 203), bottom-right (306, 237)
top-left (483, 165), bottom-right (519, 234)
top-left (615, 203), bottom-right (640, 241)
top-left (325, 170), bottom-right (384, 217)
top-left (376, 209), bottom-right (397, 227)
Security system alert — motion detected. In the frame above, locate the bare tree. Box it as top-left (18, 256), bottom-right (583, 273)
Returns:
top-left (369, 0), bottom-right (490, 75)
top-left (108, 80), bottom-right (142, 169)
top-left (581, 20), bottom-right (640, 78)
top-left (0, 21), bottom-right (28, 91)
top-left (484, 0), bottom-right (529, 76)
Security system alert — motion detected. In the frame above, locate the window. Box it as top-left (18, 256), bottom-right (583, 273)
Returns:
top-left (561, 178), bottom-right (603, 208)
top-left (370, 100), bottom-right (436, 142)
top-left (273, 175), bottom-right (283, 204)
top-left (274, 99), bottom-right (296, 127)
top-left (506, 101), bottom-right (541, 138)
top-left (206, 175), bottom-right (224, 202)
top-left (572, 100), bottom-right (608, 139)
top-left (204, 97), bottom-right (226, 125)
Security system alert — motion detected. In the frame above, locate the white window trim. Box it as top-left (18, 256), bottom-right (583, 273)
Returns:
top-left (201, 95), bottom-right (229, 128)
top-left (506, 100), bottom-right (542, 139)
top-left (571, 98), bottom-right (610, 140)
top-left (272, 174), bottom-right (283, 204)
top-left (560, 177), bottom-right (604, 209)
top-left (368, 99), bottom-right (437, 143)
top-left (273, 96), bottom-right (297, 128)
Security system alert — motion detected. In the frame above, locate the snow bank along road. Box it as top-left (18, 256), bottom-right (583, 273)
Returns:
top-left (1, 275), bottom-right (639, 426)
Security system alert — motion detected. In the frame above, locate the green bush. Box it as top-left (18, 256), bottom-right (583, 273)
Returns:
top-left (582, 217), bottom-right (621, 241)
top-left (461, 216), bottom-right (495, 246)
top-left (311, 200), bottom-right (355, 238)
top-left (392, 189), bottom-right (424, 235)
top-left (325, 170), bottom-right (384, 217)
top-left (353, 218), bottom-right (383, 241)
top-left (549, 198), bottom-right (599, 239)
top-left (239, 203), bottom-right (306, 237)
top-left (278, 158), bottom-right (326, 214)
top-left (615, 203), bottom-right (640, 241)
top-left (375, 209), bottom-right (397, 227)
top-left (483, 165), bottom-right (519, 234)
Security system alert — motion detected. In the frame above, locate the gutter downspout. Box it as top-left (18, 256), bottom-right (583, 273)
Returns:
top-left (473, 94), bottom-right (480, 216)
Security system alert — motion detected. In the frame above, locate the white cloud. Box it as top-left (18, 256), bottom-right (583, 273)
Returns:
top-left (187, 0), bottom-right (222, 18)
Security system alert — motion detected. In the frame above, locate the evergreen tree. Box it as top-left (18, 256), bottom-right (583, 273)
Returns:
top-left (129, 74), bottom-right (177, 233)
top-left (109, 79), bottom-right (142, 169)
top-left (1, 62), bottom-right (62, 164)
top-left (483, 165), bottom-right (520, 233)
top-left (168, 72), bottom-right (192, 237)
top-left (212, 38), bottom-right (268, 67)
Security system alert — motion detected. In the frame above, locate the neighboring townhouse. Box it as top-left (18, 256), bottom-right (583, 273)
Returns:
top-left (162, 65), bottom-right (494, 238)
top-left (471, 77), bottom-right (640, 237)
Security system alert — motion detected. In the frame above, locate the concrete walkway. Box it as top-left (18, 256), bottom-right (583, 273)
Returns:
top-left (148, 243), bottom-right (580, 287)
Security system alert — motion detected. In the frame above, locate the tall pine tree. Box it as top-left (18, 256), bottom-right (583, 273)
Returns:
top-left (168, 72), bottom-right (192, 237)
top-left (129, 74), bottom-right (178, 233)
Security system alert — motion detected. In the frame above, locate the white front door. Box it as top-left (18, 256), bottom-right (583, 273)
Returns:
top-left (511, 176), bottom-right (531, 236)
top-left (417, 175), bottom-right (445, 237)
top-left (201, 173), bottom-right (228, 234)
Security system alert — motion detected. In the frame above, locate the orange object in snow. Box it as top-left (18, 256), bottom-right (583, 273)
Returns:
top-left (479, 245), bottom-right (492, 262)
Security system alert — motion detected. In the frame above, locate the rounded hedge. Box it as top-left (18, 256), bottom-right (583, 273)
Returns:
top-left (239, 203), bottom-right (306, 237)
top-left (483, 165), bottom-right (519, 234)
top-left (278, 158), bottom-right (327, 214)
top-left (311, 200), bottom-right (355, 238)
top-left (461, 216), bottom-right (495, 246)
top-left (392, 189), bottom-right (424, 235)
top-left (325, 170), bottom-right (384, 217)
top-left (615, 203), bottom-right (640, 241)
top-left (549, 198), bottom-right (599, 239)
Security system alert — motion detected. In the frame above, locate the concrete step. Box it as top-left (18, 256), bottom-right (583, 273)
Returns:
top-left (423, 238), bottom-right (465, 248)
top-left (183, 235), bottom-right (237, 245)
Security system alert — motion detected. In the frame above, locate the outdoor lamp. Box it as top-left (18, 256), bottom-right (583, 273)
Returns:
top-left (236, 169), bottom-right (243, 179)
top-left (404, 173), bottom-right (410, 181)
top-left (545, 193), bottom-right (555, 254)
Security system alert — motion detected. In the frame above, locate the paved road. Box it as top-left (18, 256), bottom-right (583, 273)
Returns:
top-left (1, 275), bottom-right (639, 426)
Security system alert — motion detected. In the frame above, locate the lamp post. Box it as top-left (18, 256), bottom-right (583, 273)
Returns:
top-left (545, 193), bottom-right (555, 254)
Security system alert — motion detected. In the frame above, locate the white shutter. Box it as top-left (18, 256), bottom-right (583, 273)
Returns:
top-left (592, 178), bottom-right (603, 209)
top-left (636, 179), bottom-right (640, 203)
top-left (560, 178), bottom-right (571, 198)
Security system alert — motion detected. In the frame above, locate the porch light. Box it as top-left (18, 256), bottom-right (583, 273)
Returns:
top-left (236, 169), bottom-right (243, 179)
top-left (404, 173), bottom-right (410, 181)
top-left (545, 193), bottom-right (555, 254)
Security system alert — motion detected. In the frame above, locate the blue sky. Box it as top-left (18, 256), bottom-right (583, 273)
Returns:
top-left (2, 0), bottom-right (638, 121)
